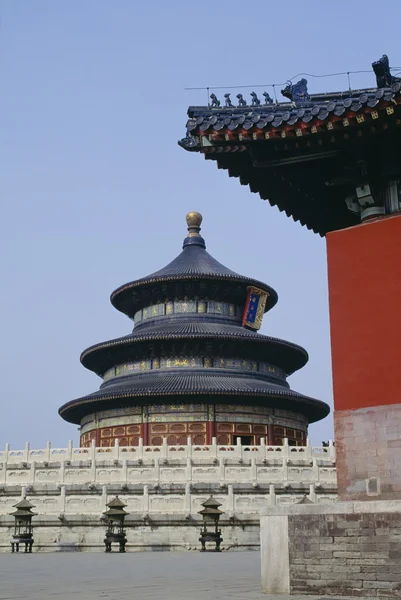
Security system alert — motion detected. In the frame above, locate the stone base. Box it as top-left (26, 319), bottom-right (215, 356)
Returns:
top-left (335, 404), bottom-right (401, 501)
top-left (261, 500), bottom-right (401, 597)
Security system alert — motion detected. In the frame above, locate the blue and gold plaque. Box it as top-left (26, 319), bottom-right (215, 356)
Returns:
top-left (242, 286), bottom-right (269, 330)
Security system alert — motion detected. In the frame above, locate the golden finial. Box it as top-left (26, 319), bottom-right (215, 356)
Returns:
top-left (186, 211), bottom-right (203, 237)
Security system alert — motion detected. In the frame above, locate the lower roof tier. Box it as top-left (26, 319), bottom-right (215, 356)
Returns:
top-left (80, 321), bottom-right (308, 377)
top-left (58, 370), bottom-right (329, 425)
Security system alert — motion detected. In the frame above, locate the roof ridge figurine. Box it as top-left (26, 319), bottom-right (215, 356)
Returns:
top-left (210, 93), bottom-right (220, 108)
top-left (251, 92), bottom-right (261, 106)
top-left (236, 93), bottom-right (247, 107)
top-left (281, 78), bottom-right (310, 105)
top-left (372, 54), bottom-right (401, 88)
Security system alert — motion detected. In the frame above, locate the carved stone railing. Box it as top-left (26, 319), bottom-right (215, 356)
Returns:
top-left (0, 437), bottom-right (335, 465)
top-left (0, 439), bottom-right (336, 493)
top-left (0, 440), bottom-right (337, 527)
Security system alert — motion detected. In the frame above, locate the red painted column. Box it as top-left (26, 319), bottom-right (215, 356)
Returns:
top-left (206, 421), bottom-right (216, 444)
top-left (206, 404), bottom-right (216, 444)
top-left (327, 214), bottom-right (401, 500)
top-left (142, 422), bottom-right (149, 446)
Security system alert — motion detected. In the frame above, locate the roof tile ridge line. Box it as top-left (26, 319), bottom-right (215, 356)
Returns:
top-left (194, 89), bottom-right (400, 133)
top-left (79, 332), bottom-right (308, 360)
top-left (189, 85), bottom-right (400, 112)
top-left (61, 387), bottom-right (320, 409)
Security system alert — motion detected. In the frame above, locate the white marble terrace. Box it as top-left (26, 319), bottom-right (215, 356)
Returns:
top-left (0, 438), bottom-right (336, 492)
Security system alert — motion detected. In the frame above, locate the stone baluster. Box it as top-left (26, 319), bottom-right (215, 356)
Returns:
top-left (143, 484), bottom-right (149, 514)
top-left (305, 437), bottom-right (312, 462)
top-left (211, 437), bottom-right (217, 460)
top-left (282, 454), bottom-right (289, 482)
top-left (101, 485), bottom-right (108, 511)
top-left (24, 442), bottom-right (30, 463)
top-left (2, 443), bottom-right (9, 484)
top-left (184, 482), bottom-right (191, 514)
top-left (227, 484), bottom-right (234, 516)
top-left (328, 439), bottom-right (336, 462)
top-left (251, 457), bottom-right (258, 486)
top-left (186, 458), bottom-right (192, 483)
top-left (67, 440), bottom-right (73, 462)
top-left (59, 459), bottom-right (65, 483)
top-left (154, 457), bottom-right (160, 484)
top-left (309, 483), bottom-right (317, 503)
top-left (282, 438), bottom-right (290, 460)
top-left (90, 441), bottom-right (96, 481)
top-left (113, 438), bottom-right (120, 461)
top-left (219, 457), bottom-right (225, 484)
top-left (90, 439), bottom-right (96, 461)
top-left (122, 458), bottom-right (128, 483)
top-left (264, 439), bottom-right (270, 462)
top-left (161, 438), bottom-right (168, 461)
top-left (138, 438), bottom-right (144, 461)
top-left (268, 484), bottom-right (276, 505)
top-left (21, 485), bottom-right (27, 498)
top-left (236, 436), bottom-right (243, 460)
top-left (186, 436), bottom-right (192, 459)
top-left (30, 461), bottom-right (36, 484)
top-left (45, 441), bottom-right (51, 463)
top-left (259, 438), bottom-right (265, 460)
top-left (312, 457), bottom-right (319, 481)
top-left (59, 485), bottom-right (66, 513)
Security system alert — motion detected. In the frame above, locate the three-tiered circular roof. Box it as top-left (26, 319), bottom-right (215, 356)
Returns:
top-left (110, 212), bottom-right (278, 318)
top-left (59, 212), bottom-right (329, 425)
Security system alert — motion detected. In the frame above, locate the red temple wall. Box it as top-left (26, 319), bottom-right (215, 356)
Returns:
top-left (80, 421), bottom-right (306, 448)
top-left (327, 214), bottom-right (401, 500)
top-left (79, 403), bottom-right (307, 448)
top-left (327, 214), bottom-right (401, 412)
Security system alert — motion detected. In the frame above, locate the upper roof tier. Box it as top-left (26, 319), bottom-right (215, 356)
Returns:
top-left (178, 55), bottom-right (401, 236)
top-left (111, 212), bottom-right (278, 317)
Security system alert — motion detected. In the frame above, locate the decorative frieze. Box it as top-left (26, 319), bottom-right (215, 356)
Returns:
top-left (133, 300), bottom-right (242, 326)
top-left (103, 357), bottom-right (286, 383)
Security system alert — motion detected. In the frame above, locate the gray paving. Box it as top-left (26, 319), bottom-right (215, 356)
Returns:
top-left (0, 552), bottom-right (369, 600)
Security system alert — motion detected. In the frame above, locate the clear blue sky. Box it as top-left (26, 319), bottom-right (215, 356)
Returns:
top-left (1, 0), bottom-right (400, 448)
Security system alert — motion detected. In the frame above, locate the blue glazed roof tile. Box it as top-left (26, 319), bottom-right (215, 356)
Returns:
top-left (178, 84), bottom-right (401, 151)
top-left (60, 372), bottom-right (329, 424)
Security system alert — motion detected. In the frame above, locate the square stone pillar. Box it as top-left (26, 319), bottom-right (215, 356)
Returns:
top-left (327, 214), bottom-right (401, 501)
top-left (261, 501), bottom-right (401, 597)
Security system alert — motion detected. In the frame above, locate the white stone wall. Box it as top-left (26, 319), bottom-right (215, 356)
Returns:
top-left (0, 439), bottom-right (337, 551)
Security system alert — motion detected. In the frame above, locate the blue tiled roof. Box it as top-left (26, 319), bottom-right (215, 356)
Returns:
top-left (111, 224), bottom-right (278, 317)
top-left (180, 84), bottom-right (401, 146)
top-left (59, 371), bottom-right (329, 424)
top-left (80, 321), bottom-right (308, 376)
top-left (178, 80), bottom-right (401, 236)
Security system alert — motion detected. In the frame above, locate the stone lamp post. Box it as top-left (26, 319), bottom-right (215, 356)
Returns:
top-left (9, 498), bottom-right (37, 553)
top-left (198, 496), bottom-right (224, 552)
top-left (103, 496), bottom-right (128, 553)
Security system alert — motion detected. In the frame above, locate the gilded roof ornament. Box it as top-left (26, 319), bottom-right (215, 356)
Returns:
top-left (186, 211), bottom-right (203, 237)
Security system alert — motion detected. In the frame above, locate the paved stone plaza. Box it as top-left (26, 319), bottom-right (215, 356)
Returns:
top-left (0, 552), bottom-right (373, 600)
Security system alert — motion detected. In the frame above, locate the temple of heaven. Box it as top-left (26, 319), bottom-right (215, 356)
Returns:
top-left (59, 212), bottom-right (329, 448)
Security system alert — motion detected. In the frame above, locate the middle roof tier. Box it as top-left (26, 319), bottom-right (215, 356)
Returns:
top-left (80, 321), bottom-right (308, 377)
